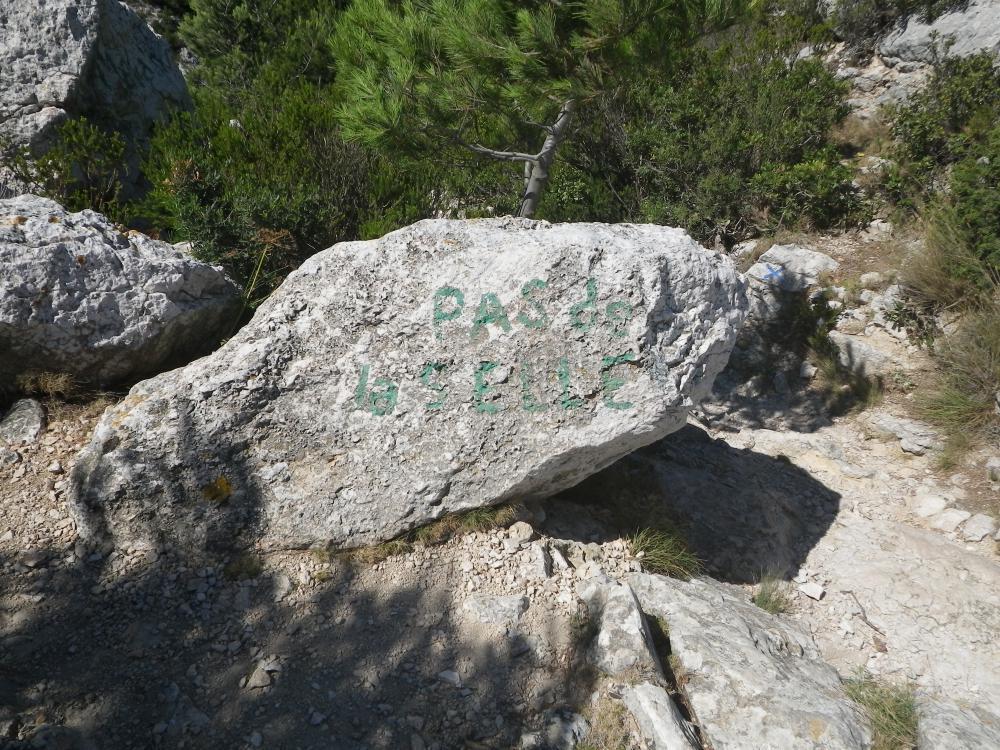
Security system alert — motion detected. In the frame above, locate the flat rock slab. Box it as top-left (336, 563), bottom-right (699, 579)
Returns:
top-left (69, 219), bottom-right (746, 552)
top-left (0, 195), bottom-right (242, 388)
top-left (629, 573), bottom-right (871, 750)
top-left (916, 694), bottom-right (1000, 750)
top-left (0, 398), bottom-right (45, 444)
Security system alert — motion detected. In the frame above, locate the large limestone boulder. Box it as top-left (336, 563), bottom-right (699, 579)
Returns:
top-left (629, 574), bottom-right (872, 750)
top-left (69, 219), bottom-right (747, 552)
top-left (879, 0), bottom-right (1000, 64)
top-left (0, 195), bottom-right (242, 389)
top-left (0, 0), bottom-right (190, 190)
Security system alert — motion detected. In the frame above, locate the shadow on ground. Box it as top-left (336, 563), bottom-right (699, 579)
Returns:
top-left (547, 423), bottom-right (843, 584)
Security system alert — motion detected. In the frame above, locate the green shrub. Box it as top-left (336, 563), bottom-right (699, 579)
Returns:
top-left (8, 117), bottom-right (127, 219)
top-left (751, 150), bottom-right (865, 231)
top-left (142, 81), bottom-right (369, 303)
top-left (616, 15), bottom-right (857, 244)
top-left (890, 52), bottom-right (1000, 190)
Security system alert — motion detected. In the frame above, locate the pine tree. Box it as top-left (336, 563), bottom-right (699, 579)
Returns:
top-left (331, 0), bottom-right (751, 217)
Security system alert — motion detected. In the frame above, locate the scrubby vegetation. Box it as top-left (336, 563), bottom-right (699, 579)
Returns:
top-left (752, 572), bottom-right (794, 614)
top-left (628, 525), bottom-right (702, 580)
top-left (844, 671), bottom-right (918, 750)
top-left (14, 0), bottom-right (865, 293)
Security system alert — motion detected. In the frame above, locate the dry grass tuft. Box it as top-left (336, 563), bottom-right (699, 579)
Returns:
top-left (628, 525), bottom-right (701, 580)
top-left (844, 672), bottom-right (917, 750)
top-left (752, 572), bottom-right (794, 614)
top-left (578, 694), bottom-right (634, 750)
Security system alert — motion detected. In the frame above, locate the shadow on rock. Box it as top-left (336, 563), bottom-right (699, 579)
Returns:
top-left (547, 424), bottom-right (843, 584)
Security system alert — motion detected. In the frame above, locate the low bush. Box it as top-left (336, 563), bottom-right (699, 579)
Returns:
top-left (603, 13), bottom-right (860, 245)
top-left (7, 117), bottom-right (128, 220)
top-left (915, 303), bottom-right (1000, 461)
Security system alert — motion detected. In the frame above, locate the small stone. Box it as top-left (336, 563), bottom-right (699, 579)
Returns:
top-left (249, 731), bottom-right (263, 747)
top-left (772, 371), bottom-right (790, 394)
top-left (799, 362), bottom-right (817, 379)
top-left (20, 550), bottom-right (48, 568)
top-left (46, 461), bottom-right (63, 474)
top-left (438, 670), bottom-right (462, 687)
top-left (411, 735), bottom-right (426, 750)
top-left (859, 272), bottom-right (883, 289)
top-left (245, 666), bottom-right (272, 690)
top-left (0, 448), bottom-right (20, 465)
top-left (0, 399), bottom-right (46, 444)
top-left (928, 508), bottom-right (972, 533)
top-left (797, 582), bottom-right (825, 601)
top-left (987, 457), bottom-right (1000, 483)
top-left (508, 521), bottom-right (535, 545)
top-left (273, 574), bottom-right (292, 602)
top-left (308, 710), bottom-right (326, 726)
top-left (910, 494), bottom-right (948, 518)
top-left (960, 514), bottom-right (997, 542)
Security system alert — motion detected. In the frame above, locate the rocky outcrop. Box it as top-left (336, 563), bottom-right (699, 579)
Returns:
top-left (0, 195), bottom-right (242, 389)
top-left (0, 0), bottom-right (190, 190)
top-left (879, 0), bottom-right (1000, 63)
top-left (69, 218), bottom-right (747, 553)
top-left (629, 573), bottom-right (873, 750)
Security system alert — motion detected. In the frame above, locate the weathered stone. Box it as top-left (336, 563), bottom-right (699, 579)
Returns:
top-left (621, 682), bottom-right (699, 750)
top-left (0, 196), bottom-right (242, 389)
top-left (577, 577), bottom-right (661, 678)
top-left (69, 219), bottom-right (746, 552)
top-left (861, 411), bottom-right (942, 455)
top-left (0, 399), bottom-right (45, 444)
top-left (960, 513), bottom-right (997, 542)
top-left (462, 593), bottom-right (528, 627)
top-left (629, 573), bottom-right (871, 750)
top-left (827, 331), bottom-right (898, 378)
top-left (916, 694), bottom-right (1000, 750)
top-left (879, 1), bottom-right (1000, 64)
top-left (0, 0), bottom-right (190, 193)
top-left (747, 245), bottom-right (839, 294)
top-left (928, 508), bottom-right (972, 533)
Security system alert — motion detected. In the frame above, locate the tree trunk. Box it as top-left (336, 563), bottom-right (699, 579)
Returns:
top-left (517, 100), bottom-right (575, 219)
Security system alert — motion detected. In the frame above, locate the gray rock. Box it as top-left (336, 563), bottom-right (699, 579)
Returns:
top-left (69, 219), bottom-right (746, 552)
top-left (629, 573), bottom-right (871, 750)
top-left (879, 1), bottom-right (1000, 64)
top-left (0, 398), bottom-right (45, 444)
top-left (960, 513), bottom-right (997, 542)
top-left (929, 508), bottom-right (972, 533)
top-left (578, 578), bottom-right (661, 678)
top-left (916, 694), bottom-right (1000, 750)
top-left (928, 508), bottom-right (972, 532)
top-left (437, 670), bottom-right (461, 687)
top-left (747, 245), bottom-right (839, 293)
top-left (0, 195), bottom-right (242, 389)
top-left (987, 456), bottom-right (1000, 483)
top-left (621, 682), bottom-right (699, 750)
top-left (861, 411), bottom-right (942, 455)
top-left (0, 0), bottom-right (190, 192)
top-left (827, 331), bottom-right (898, 378)
top-left (508, 521), bottom-right (535, 545)
top-left (520, 710), bottom-right (589, 750)
top-left (463, 593), bottom-right (528, 626)
top-left (858, 272), bottom-right (883, 290)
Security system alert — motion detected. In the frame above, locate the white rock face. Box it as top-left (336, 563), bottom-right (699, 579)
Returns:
top-left (621, 682), bottom-right (699, 750)
top-left (0, 195), bottom-right (242, 388)
top-left (0, 0), bottom-right (189, 184)
top-left (880, 0), bottom-right (1000, 63)
top-left (69, 218), bottom-right (747, 552)
top-left (629, 573), bottom-right (872, 750)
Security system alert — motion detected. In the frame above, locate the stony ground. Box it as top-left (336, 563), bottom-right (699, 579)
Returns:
top-left (2, 232), bottom-right (999, 750)
top-left (2, 370), bottom-right (998, 748)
